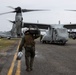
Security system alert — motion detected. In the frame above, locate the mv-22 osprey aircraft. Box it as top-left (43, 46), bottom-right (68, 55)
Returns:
top-left (0, 6), bottom-right (47, 37)
top-left (0, 7), bottom-right (76, 44)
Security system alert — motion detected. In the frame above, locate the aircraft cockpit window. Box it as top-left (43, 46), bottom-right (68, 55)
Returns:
top-left (60, 29), bottom-right (67, 33)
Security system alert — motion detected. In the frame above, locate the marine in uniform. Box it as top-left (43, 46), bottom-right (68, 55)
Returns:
top-left (18, 29), bottom-right (40, 71)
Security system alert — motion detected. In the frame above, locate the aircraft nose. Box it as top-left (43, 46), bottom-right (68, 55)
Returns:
top-left (59, 35), bottom-right (68, 41)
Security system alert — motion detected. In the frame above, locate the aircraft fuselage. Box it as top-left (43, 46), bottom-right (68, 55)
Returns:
top-left (15, 13), bottom-right (23, 37)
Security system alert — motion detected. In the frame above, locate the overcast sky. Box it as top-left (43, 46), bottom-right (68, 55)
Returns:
top-left (0, 0), bottom-right (76, 31)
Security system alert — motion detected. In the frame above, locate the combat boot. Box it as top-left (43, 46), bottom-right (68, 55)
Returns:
top-left (26, 68), bottom-right (30, 72)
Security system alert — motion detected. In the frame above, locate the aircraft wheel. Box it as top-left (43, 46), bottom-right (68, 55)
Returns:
top-left (47, 41), bottom-right (50, 44)
top-left (42, 41), bottom-right (45, 43)
top-left (61, 41), bottom-right (66, 45)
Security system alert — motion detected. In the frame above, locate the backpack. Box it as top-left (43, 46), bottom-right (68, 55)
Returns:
top-left (24, 34), bottom-right (35, 47)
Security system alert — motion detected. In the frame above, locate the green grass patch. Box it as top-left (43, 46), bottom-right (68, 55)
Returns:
top-left (0, 38), bottom-right (20, 51)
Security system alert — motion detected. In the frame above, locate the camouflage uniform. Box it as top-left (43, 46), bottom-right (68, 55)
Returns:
top-left (18, 31), bottom-right (35, 71)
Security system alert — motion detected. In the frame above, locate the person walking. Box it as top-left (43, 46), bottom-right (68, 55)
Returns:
top-left (18, 30), bottom-right (39, 72)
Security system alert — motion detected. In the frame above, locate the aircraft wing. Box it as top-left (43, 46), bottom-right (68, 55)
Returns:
top-left (63, 24), bottom-right (76, 29)
top-left (23, 22), bottom-right (50, 29)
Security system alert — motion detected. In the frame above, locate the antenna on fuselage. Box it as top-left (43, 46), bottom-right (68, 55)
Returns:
top-left (70, 22), bottom-right (71, 24)
top-left (58, 20), bottom-right (61, 24)
top-left (37, 20), bottom-right (39, 23)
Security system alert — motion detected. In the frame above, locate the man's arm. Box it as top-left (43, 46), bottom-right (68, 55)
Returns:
top-left (18, 36), bottom-right (25, 52)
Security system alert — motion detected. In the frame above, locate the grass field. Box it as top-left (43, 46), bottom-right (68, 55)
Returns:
top-left (0, 38), bottom-right (20, 51)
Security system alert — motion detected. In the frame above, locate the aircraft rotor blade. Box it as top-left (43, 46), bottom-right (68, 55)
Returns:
top-left (7, 6), bottom-right (15, 9)
top-left (0, 11), bottom-right (15, 15)
top-left (22, 9), bottom-right (50, 12)
top-left (65, 9), bottom-right (76, 11)
top-left (8, 20), bottom-right (15, 23)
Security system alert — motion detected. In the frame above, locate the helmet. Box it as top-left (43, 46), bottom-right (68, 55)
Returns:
top-left (24, 30), bottom-right (30, 34)
top-left (17, 52), bottom-right (23, 60)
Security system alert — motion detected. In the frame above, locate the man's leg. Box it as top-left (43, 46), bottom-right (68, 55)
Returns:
top-left (25, 47), bottom-right (31, 71)
top-left (30, 57), bottom-right (34, 70)
top-left (25, 56), bottom-right (30, 71)
top-left (30, 47), bottom-right (35, 71)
